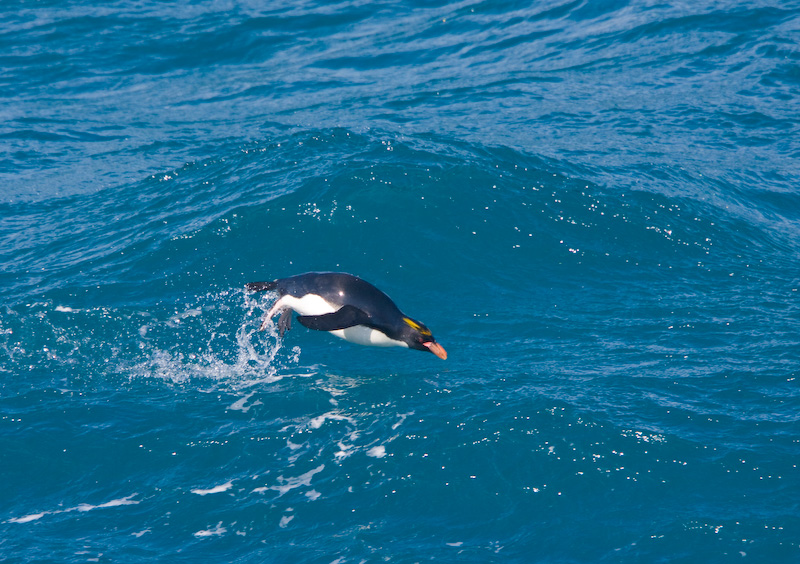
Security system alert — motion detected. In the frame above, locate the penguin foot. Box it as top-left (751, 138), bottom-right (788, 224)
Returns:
top-left (277, 308), bottom-right (292, 336)
top-left (258, 307), bottom-right (292, 336)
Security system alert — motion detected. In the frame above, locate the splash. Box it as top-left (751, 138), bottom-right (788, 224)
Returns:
top-left (128, 289), bottom-right (297, 389)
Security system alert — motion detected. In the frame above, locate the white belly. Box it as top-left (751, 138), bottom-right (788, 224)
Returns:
top-left (268, 293), bottom-right (336, 317)
top-left (330, 326), bottom-right (408, 348)
top-left (268, 293), bottom-right (408, 348)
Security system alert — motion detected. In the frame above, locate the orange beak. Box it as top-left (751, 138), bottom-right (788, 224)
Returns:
top-left (423, 341), bottom-right (448, 360)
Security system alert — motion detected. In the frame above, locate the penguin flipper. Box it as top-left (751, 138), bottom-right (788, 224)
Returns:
top-left (297, 305), bottom-right (370, 331)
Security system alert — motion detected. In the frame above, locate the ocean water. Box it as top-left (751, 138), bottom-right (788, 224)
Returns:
top-left (2, 0), bottom-right (799, 562)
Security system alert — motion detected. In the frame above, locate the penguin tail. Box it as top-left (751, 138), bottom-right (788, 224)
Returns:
top-left (245, 280), bottom-right (278, 293)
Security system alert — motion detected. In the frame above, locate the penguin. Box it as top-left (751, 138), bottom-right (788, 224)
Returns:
top-left (245, 272), bottom-right (447, 360)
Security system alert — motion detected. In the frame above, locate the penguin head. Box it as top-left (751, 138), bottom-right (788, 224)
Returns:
top-left (400, 317), bottom-right (447, 360)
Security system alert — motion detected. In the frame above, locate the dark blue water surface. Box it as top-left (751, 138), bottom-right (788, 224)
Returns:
top-left (2, 1), bottom-right (799, 562)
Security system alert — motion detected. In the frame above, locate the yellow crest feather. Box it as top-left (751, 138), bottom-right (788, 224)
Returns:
top-left (404, 317), bottom-right (431, 336)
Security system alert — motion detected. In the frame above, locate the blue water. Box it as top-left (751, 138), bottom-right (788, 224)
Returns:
top-left (2, 1), bottom-right (799, 562)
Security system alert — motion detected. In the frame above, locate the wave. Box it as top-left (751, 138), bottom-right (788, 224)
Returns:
top-left (2, 128), bottom-right (797, 300)
top-left (2, 129), bottom-right (797, 433)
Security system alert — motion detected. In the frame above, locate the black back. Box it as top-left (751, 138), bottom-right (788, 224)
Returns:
top-left (273, 272), bottom-right (406, 330)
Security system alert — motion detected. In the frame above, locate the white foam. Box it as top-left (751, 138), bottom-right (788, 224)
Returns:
top-left (194, 522), bottom-right (226, 538)
top-left (228, 391), bottom-right (262, 413)
top-left (191, 481), bottom-right (233, 496)
top-left (55, 305), bottom-right (77, 313)
top-left (89, 496), bottom-right (138, 510)
top-left (167, 307), bottom-right (202, 326)
top-left (6, 494), bottom-right (139, 524)
top-left (8, 512), bottom-right (45, 524)
top-left (367, 445), bottom-right (386, 458)
top-left (271, 464), bottom-right (325, 497)
top-left (392, 412), bottom-right (414, 430)
top-left (334, 441), bottom-right (353, 460)
top-left (279, 514), bottom-right (294, 528)
top-left (309, 412), bottom-right (355, 429)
